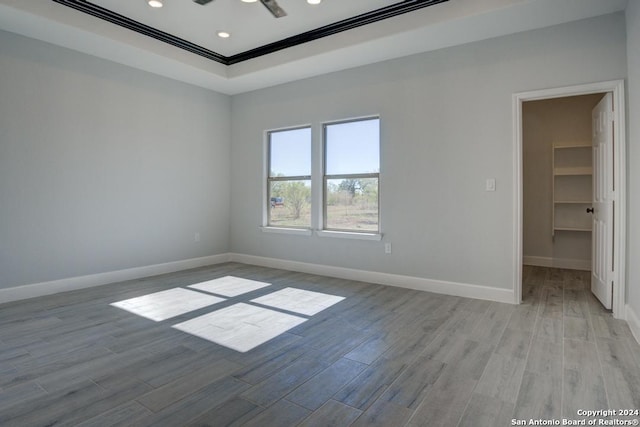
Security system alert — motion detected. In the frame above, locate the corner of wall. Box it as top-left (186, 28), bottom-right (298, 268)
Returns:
top-left (626, 304), bottom-right (640, 345)
top-left (625, 0), bottom-right (640, 335)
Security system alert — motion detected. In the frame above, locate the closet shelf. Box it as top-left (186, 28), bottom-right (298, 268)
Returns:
top-left (554, 200), bottom-right (591, 204)
top-left (553, 144), bottom-right (592, 150)
top-left (552, 143), bottom-right (593, 237)
top-left (554, 226), bottom-right (592, 232)
top-left (554, 166), bottom-right (592, 176)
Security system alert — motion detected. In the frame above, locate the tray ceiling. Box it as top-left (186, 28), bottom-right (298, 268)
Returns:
top-left (0, 0), bottom-right (629, 94)
top-left (84, 0), bottom-right (440, 59)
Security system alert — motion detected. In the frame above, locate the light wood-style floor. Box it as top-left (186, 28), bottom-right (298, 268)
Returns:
top-left (0, 263), bottom-right (639, 426)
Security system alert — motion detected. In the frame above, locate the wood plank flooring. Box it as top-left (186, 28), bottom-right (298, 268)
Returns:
top-left (0, 263), bottom-right (639, 426)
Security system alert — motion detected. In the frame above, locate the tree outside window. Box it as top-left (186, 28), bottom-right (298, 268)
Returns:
top-left (324, 118), bottom-right (380, 232)
top-left (267, 127), bottom-right (311, 228)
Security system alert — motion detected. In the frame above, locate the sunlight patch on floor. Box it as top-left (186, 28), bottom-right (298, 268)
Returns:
top-left (251, 287), bottom-right (345, 316)
top-left (110, 280), bottom-right (345, 351)
top-left (188, 276), bottom-right (271, 297)
top-left (110, 288), bottom-right (225, 321)
top-left (172, 303), bottom-right (306, 352)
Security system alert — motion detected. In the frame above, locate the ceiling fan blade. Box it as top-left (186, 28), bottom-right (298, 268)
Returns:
top-left (193, 0), bottom-right (215, 5)
top-left (260, 0), bottom-right (287, 18)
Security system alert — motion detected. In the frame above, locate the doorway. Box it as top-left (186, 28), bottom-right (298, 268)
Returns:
top-left (522, 94), bottom-right (602, 273)
top-left (513, 80), bottom-right (627, 318)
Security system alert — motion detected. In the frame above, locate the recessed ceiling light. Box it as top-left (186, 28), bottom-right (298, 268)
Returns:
top-left (241, 0), bottom-right (258, 3)
top-left (217, 31), bottom-right (231, 38)
top-left (147, 0), bottom-right (163, 8)
top-left (307, 0), bottom-right (321, 4)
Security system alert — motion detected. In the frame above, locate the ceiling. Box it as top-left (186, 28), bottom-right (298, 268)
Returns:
top-left (87, 0), bottom-right (417, 58)
top-left (0, 0), bottom-right (629, 94)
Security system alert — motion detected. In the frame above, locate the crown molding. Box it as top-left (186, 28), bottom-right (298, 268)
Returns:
top-left (52, 0), bottom-right (448, 66)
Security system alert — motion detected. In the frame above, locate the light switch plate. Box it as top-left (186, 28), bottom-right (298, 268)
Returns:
top-left (486, 178), bottom-right (496, 192)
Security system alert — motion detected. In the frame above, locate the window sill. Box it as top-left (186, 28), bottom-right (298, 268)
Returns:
top-left (260, 226), bottom-right (313, 236)
top-left (315, 230), bottom-right (383, 241)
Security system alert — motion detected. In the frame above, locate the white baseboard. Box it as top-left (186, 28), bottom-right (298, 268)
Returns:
top-left (0, 252), bottom-right (525, 306)
top-left (0, 254), bottom-right (232, 304)
top-left (523, 255), bottom-right (591, 271)
top-left (5, 251), bottom-right (637, 340)
top-left (229, 253), bottom-right (515, 304)
top-left (626, 304), bottom-right (640, 345)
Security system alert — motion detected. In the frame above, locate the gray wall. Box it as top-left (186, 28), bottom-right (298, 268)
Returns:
top-left (627, 1), bottom-right (640, 318)
top-left (0, 30), bottom-right (231, 289)
top-left (523, 95), bottom-right (603, 265)
top-left (230, 13), bottom-right (627, 291)
top-left (0, 10), bottom-right (634, 302)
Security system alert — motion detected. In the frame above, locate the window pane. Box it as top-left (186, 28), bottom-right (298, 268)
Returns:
top-left (325, 178), bottom-right (378, 231)
top-left (326, 119), bottom-right (379, 175)
top-left (269, 180), bottom-right (311, 228)
top-left (269, 128), bottom-right (311, 177)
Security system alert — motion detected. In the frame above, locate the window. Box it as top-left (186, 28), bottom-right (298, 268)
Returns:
top-left (267, 127), bottom-right (312, 228)
top-left (324, 118), bottom-right (380, 233)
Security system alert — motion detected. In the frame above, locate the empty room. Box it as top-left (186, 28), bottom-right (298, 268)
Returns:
top-left (1, 0), bottom-right (640, 426)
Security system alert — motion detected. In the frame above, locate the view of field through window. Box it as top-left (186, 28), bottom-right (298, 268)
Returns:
top-left (325, 177), bottom-right (378, 231)
top-left (268, 127), bottom-right (312, 228)
top-left (267, 118), bottom-right (379, 232)
top-left (269, 180), bottom-right (312, 227)
top-left (325, 118), bottom-right (380, 232)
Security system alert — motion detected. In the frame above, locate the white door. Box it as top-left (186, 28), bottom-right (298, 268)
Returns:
top-left (591, 93), bottom-right (614, 309)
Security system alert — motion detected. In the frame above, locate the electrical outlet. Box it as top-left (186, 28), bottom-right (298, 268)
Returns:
top-left (485, 178), bottom-right (496, 192)
top-left (385, 243), bottom-right (392, 254)
top-left (194, 232), bottom-right (200, 242)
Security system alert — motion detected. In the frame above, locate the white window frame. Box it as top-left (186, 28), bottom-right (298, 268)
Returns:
top-left (261, 117), bottom-right (382, 241)
top-left (321, 116), bottom-right (381, 235)
top-left (263, 125), bottom-right (312, 233)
